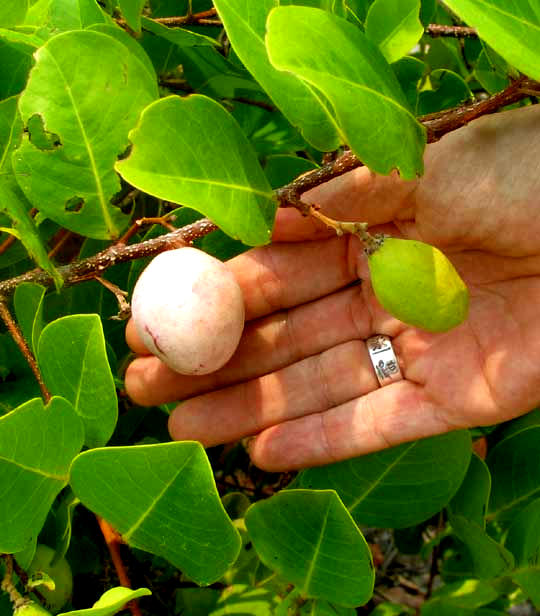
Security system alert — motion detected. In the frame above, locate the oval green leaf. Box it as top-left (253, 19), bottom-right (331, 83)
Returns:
top-left (266, 6), bottom-right (425, 179)
top-left (70, 442), bottom-right (242, 585)
top-left (296, 431), bottom-right (472, 528)
top-left (245, 490), bottom-right (374, 607)
top-left (116, 95), bottom-right (276, 246)
top-left (58, 587), bottom-right (152, 616)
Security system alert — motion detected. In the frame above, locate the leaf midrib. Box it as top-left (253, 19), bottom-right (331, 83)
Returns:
top-left (45, 48), bottom-right (117, 237)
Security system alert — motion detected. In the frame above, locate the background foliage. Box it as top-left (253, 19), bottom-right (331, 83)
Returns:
top-left (1, 0), bottom-right (540, 614)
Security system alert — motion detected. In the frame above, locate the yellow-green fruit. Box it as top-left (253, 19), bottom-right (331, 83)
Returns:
top-left (367, 238), bottom-right (469, 332)
top-left (27, 545), bottom-right (73, 612)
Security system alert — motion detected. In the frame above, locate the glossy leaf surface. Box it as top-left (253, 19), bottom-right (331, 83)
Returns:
top-left (116, 95), bottom-right (276, 246)
top-left (365, 0), bottom-right (423, 63)
top-left (296, 431), bottom-right (471, 527)
top-left (444, 0), bottom-right (540, 80)
top-left (70, 442), bottom-right (242, 585)
top-left (266, 6), bottom-right (425, 178)
top-left (213, 0), bottom-right (341, 151)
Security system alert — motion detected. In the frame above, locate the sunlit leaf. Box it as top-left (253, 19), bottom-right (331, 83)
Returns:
top-left (116, 95), bottom-right (276, 246)
top-left (266, 6), bottom-right (425, 178)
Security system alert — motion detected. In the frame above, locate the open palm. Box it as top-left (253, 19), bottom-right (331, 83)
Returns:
top-left (126, 105), bottom-right (540, 471)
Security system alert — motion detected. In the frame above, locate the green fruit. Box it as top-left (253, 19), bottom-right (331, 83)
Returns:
top-left (27, 545), bottom-right (73, 612)
top-left (15, 601), bottom-right (52, 615)
top-left (367, 238), bottom-right (469, 332)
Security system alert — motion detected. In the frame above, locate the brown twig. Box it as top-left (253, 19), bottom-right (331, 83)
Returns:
top-left (95, 277), bottom-right (131, 320)
top-left (48, 230), bottom-right (74, 259)
top-left (276, 76), bottom-right (539, 206)
top-left (97, 517), bottom-right (142, 616)
top-left (0, 234), bottom-right (17, 256)
top-left (0, 218), bottom-right (217, 299)
top-left (1, 555), bottom-right (25, 610)
top-left (425, 24), bottom-right (478, 38)
top-left (0, 301), bottom-right (50, 402)
top-left (151, 8), bottom-right (218, 27)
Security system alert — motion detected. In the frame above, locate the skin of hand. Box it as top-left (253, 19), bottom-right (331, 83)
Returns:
top-left (125, 104), bottom-right (540, 471)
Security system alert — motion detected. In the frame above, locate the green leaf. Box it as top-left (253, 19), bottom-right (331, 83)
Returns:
top-left (46, 0), bottom-right (110, 32)
top-left (487, 426), bottom-right (540, 523)
top-left (418, 69), bottom-right (472, 115)
top-left (444, 0), bottom-right (540, 81)
top-left (12, 30), bottom-right (158, 239)
top-left (0, 396), bottom-right (84, 553)
top-left (296, 431), bottom-right (471, 528)
top-left (474, 49), bottom-right (510, 95)
top-left (365, 0), bottom-right (423, 64)
top-left (0, 97), bottom-right (61, 286)
top-left (392, 56), bottom-right (425, 112)
top-left (512, 568), bottom-right (540, 609)
top-left (0, 0), bottom-right (29, 27)
top-left (0, 34), bottom-right (35, 100)
top-left (38, 315), bottom-right (117, 448)
top-left (245, 490), bottom-right (374, 607)
top-left (447, 454), bottom-right (491, 527)
top-left (116, 95), bottom-right (276, 246)
top-left (88, 24), bottom-right (157, 85)
top-left (70, 442), bottom-right (242, 585)
top-left (209, 584), bottom-right (281, 616)
top-left (419, 0), bottom-right (436, 26)
top-left (58, 587), bottom-right (152, 616)
top-left (450, 514), bottom-right (514, 578)
top-left (266, 6), bottom-right (425, 179)
top-left (14, 282), bottom-right (46, 354)
top-left (505, 497), bottom-right (540, 566)
top-left (141, 15), bottom-right (219, 47)
top-left (213, 0), bottom-right (341, 151)
top-left (119, 0), bottom-right (146, 32)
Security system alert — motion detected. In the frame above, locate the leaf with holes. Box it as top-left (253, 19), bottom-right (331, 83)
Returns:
top-left (0, 397), bottom-right (83, 553)
top-left (12, 30), bottom-right (158, 239)
top-left (70, 442), bottom-right (242, 585)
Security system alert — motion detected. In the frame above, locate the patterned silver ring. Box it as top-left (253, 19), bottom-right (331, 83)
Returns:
top-left (366, 335), bottom-right (403, 387)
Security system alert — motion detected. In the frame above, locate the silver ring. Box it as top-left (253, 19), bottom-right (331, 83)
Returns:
top-left (366, 335), bottom-right (403, 387)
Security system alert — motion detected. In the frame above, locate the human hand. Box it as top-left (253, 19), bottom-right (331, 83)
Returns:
top-left (125, 104), bottom-right (540, 471)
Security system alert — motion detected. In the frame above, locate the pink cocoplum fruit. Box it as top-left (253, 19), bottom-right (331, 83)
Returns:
top-left (131, 247), bottom-right (245, 375)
